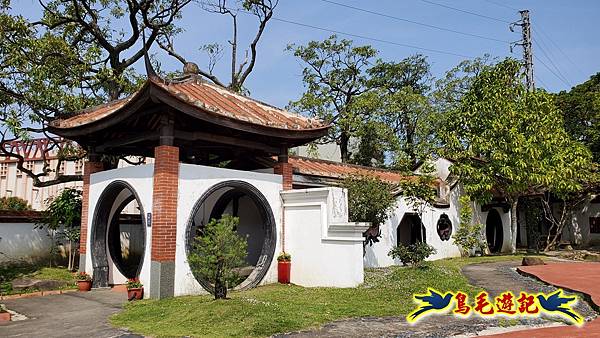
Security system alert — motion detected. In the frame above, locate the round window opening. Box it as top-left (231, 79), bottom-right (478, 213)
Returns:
top-left (185, 181), bottom-right (276, 292)
top-left (437, 213), bottom-right (452, 241)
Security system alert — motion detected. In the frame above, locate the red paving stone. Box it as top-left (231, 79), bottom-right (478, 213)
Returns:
top-left (485, 262), bottom-right (600, 337)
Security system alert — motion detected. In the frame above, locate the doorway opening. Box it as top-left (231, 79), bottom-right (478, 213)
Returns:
top-left (486, 209), bottom-right (504, 253)
top-left (397, 213), bottom-right (426, 246)
top-left (91, 181), bottom-right (146, 287)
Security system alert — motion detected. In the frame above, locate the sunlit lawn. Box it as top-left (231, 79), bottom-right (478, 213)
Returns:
top-left (0, 265), bottom-right (76, 295)
top-left (111, 255), bottom-right (535, 337)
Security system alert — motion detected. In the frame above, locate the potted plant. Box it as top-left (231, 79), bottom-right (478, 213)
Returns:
top-left (76, 272), bottom-right (92, 291)
top-left (126, 278), bottom-right (143, 301)
top-left (0, 304), bottom-right (10, 322)
top-left (277, 252), bottom-right (291, 284)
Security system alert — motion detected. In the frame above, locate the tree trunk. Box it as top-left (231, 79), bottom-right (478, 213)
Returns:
top-left (67, 241), bottom-right (72, 271)
top-left (214, 260), bottom-right (227, 299)
top-left (340, 132), bottom-right (349, 163)
top-left (510, 199), bottom-right (518, 253)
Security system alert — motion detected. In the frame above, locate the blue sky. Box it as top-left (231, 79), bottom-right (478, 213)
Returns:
top-left (16, 0), bottom-right (600, 108)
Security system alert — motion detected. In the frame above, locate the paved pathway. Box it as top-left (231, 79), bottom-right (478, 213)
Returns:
top-left (0, 289), bottom-right (139, 338)
top-left (485, 262), bottom-right (600, 337)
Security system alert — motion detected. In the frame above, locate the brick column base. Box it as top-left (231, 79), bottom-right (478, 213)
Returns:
top-left (79, 161), bottom-right (104, 272)
top-left (150, 145), bottom-right (179, 299)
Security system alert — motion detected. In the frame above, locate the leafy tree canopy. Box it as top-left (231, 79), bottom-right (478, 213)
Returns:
top-left (288, 35), bottom-right (377, 163)
top-left (556, 72), bottom-right (600, 163)
top-left (440, 58), bottom-right (593, 252)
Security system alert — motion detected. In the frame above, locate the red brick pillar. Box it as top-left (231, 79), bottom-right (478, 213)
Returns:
top-left (150, 145), bottom-right (179, 299)
top-left (79, 160), bottom-right (104, 272)
top-left (274, 153), bottom-right (293, 191)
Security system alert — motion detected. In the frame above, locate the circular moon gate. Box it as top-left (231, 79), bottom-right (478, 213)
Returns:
top-left (185, 180), bottom-right (276, 292)
top-left (91, 181), bottom-right (146, 288)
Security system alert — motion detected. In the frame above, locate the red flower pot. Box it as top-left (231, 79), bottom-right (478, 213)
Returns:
top-left (127, 287), bottom-right (143, 301)
top-left (278, 261), bottom-right (291, 284)
top-left (77, 280), bottom-right (92, 292)
top-left (0, 312), bottom-right (11, 322)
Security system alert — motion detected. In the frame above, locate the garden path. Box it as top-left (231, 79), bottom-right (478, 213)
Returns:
top-left (0, 288), bottom-right (140, 338)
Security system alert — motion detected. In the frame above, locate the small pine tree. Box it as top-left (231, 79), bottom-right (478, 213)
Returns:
top-left (188, 215), bottom-right (248, 299)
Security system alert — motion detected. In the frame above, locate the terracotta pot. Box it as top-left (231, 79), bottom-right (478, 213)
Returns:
top-left (0, 312), bottom-right (10, 322)
top-left (127, 287), bottom-right (143, 301)
top-left (277, 261), bottom-right (291, 284)
top-left (77, 280), bottom-right (92, 292)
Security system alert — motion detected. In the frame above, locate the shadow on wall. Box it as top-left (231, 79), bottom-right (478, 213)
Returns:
top-left (0, 222), bottom-right (67, 265)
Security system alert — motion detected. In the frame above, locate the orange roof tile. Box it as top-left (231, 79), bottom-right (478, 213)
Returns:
top-left (289, 156), bottom-right (412, 183)
top-left (50, 76), bottom-right (328, 131)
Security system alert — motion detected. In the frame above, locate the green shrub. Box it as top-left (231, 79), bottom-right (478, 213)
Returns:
top-left (342, 175), bottom-right (397, 246)
top-left (188, 215), bottom-right (248, 299)
top-left (39, 188), bottom-right (82, 270)
top-left (388, 242), bottom-right (436, 267)
top-left (452, 196), bottom-right (486, 256)
top-left (0, 196), bottom-right (31, 211)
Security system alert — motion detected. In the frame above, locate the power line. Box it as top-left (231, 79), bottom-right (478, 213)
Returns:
top-left (264, 15), bottom-right (476, 59)
top-left (318, 0), bottom-right (510, 43)
top-left (534, 54), bottom-right (571, 88)
top-left (532, 25), bottom-right (586, 79)
top-left (198, 2), bottom-right (477, 59)
top-left (482, 0), bottom-right (519, 12)
top-left (532, 38), bottom-right (571, 86)
top-left (534, 75), bottom-right (550, 90)
top-left (419, 0), bottom-right (512, 24)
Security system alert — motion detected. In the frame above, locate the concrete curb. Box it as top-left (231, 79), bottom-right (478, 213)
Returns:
top-left (0, 288), bottom-right (77, 300)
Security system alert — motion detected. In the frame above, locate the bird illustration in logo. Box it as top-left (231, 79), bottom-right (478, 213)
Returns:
top-left (537, 289), bottom-right (583, 325)
top-left (407, 288), bottom-right (453, 323)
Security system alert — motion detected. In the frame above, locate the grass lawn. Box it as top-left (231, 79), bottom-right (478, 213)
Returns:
top-left (0, 265), bottom-right (76, 295)
top-left (111, 255), bottom-right (534, 338)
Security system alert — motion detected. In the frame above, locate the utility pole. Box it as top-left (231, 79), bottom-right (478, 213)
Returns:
top-left (510, 10), bottom-right (534, 91)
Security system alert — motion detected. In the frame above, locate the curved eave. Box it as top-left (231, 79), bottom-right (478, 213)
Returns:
top-left (49, 79), bottom-right (330, 142)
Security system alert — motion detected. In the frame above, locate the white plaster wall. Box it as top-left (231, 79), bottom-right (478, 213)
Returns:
top-left (415, 158), bottom-right (454, 181)
top-left (364, 188), bottom-right (462, 268)
top-left (87, 164), bottom-right (154, 296)
top-left (174, 164), bottom-right (282, 296)
top-left (282, 187), bottom-right (366, 287)
top-left (565, 201), bottom-right (600, 246)
top-left (364, 182), bottom-right (514, 268)
top-left (0, 222), bottom-right (53, 264)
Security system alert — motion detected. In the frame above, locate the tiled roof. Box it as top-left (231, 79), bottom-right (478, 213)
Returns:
top-left (50, 76), bottom-right (328, 131)
top-left (289, 156), bottom-right (412, 183)
top-left (51, 97), bottom-right (134, 129)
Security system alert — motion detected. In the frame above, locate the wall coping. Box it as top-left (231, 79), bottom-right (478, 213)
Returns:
top-left (0, 210), bottom-right (44, 223)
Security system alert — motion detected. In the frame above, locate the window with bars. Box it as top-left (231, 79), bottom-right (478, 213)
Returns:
top-left (0, 163), bottom-right (7, 177)
top-left (75, 160), bottom-right (84, 174)
top-left (25, 161), bottom-right (35, 172)
top-left (58, 161), bottom-right (66, 175)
